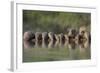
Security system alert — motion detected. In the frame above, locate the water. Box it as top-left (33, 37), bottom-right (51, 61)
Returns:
top-left (23, 40), bottom-right (91, 62)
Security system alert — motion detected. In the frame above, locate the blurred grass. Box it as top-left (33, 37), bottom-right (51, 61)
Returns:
top-left (23, 10), bottom-right (91, 33)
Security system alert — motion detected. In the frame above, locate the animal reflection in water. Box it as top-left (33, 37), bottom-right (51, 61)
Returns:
top-left (23, 27), bottom-right (91, 52)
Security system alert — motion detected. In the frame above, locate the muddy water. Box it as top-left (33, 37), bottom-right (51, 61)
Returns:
top-left (23, 40), bottom-right (91, 62)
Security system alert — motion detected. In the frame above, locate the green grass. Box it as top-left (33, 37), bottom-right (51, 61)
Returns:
top-left (23, 10), bottom-right (91, 33)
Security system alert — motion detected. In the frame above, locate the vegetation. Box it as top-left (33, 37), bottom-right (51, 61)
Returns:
top-left (23, 10), bottom-right (91, 33)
